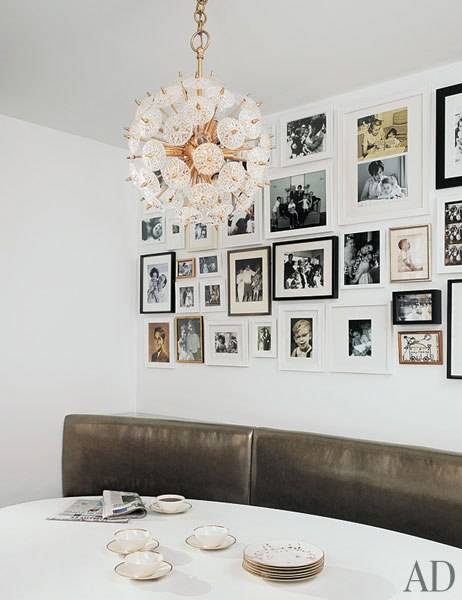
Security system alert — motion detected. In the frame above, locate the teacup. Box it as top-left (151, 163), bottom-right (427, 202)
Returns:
top-left (156, 494), bottom-right (186, 513)
top-left (114, 529), bottom-right (151, 553)
top-left (193, 525), bottom-right (228, 548)
top-left (124, 551), bottom-right (163, 578)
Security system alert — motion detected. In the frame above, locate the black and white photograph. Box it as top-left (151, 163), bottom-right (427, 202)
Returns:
top-left (214, 331), bottom-right (238, 354)
top-left (358, 156), bottom-right (408, 203)
top-left (166, 218), bottom-right (185, 250)
top-left (357, 106), bottom-right (408, 161)
top-left (140, 252), bottom-right (175, 314)
top-left (141, 214), bottom-right (165, 244)
top-left (222, 195), bottom-right (262, 247)
top-left (281, 107), bottom-right (331, 165)
top-left (175, 281), bottom-right (199, 314)
top-left (205, 320), bottom-right (249, 367)
top-left (175, 316), bottom-right (204, 363)
top-left (146, 319), bottom-right (174, 369)
top-left (278, 305), bottom-right (325, 372)
top-left (444, 200), bottom-right (462, 267)
top-left (343, 230), bottom-right (382, 287)
top-left (205, 284), bottom-right (221, 307)
top-left (188, 222), bottom-right (217, 251)
top-left (199, 278), bottom-right (225, 312)
top-left (290, 318), bottom-right (313, 358)
top-left (176, 257), bottom-right (195, 279)
top-left (228, 247), bottom-right (271, 316)
top-left (398, 331), bottom-right (443, 365)
top-left (198, 252), bottom-right (220, 277)
top-left (283, 250), bottom-right (323, 289)
top-left (348, 319), bottom-right (372, 357)
top-left (436, 83), bottom-right (462, 189)
top-left (251, 318), bottom-right (277, 358)
top-left (392, 290), bottom-right (442, 325)
top-left (389, 225), bottom-right (431, 282)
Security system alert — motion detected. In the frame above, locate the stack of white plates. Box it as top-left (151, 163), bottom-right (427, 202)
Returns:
top-left (243, 540), bottom-right (324, 582)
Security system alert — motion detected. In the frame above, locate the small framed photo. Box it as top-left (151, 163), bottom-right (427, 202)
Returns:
top-left (227, 246), bottom-right (271, 316)
top-left (273, 236), bottom-right (338, 301)
top-left (188, 222), bottom-right (218, 251)
top-left (250, 318), bottom-right (277, 358)
top-left (166, 218), bottom-right (185, 250)
top-left (146, 319), bottom-right (174, 368)
top-left (447, 279), bottom-right (462, 379)
top-left (175, 316), bottom-right (204, 363)
top-left (437, 197), bottom-right (462, 273)
top-left (436, 83), bottom-right (462, 189)
top-left (281, 105), bottom-right (331, 166)
top-left (398, 331), bottom-right (443, 365)
top-left (392, 290), bottom-right (442, 325)
top-left (140, 252), bottom-right (175, 314)
top-left (264, 162), bottom-right (332, 240)
top-left (222, 192), bottom-right (261, 248)
top-left (278, 304), bottom-right (325, 372)
top-left (176, 257), bottom-right (196, 279)
top-left (141, 212), bottom-right (166, 245)
top-left (341, 229), bottom-right (384, 289)
top-left (389, 224), bottom-right (431, 282)
top-left (329, 304), bottom-right (390, 374)
top-left (205, 320), bottom-right (249, 367)
top-left (199, 278), bottom-right (226, 312)
top-left (197, 251), bottom-right (222, 278)
top-left (175, 281), bottom-right (199, 314)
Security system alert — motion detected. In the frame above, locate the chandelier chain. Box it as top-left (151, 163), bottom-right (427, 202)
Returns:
top-left (190, 0), bottom-right (210, 77)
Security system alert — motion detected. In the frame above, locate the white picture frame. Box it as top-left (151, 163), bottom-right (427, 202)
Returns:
top-left (250, 318), bottom-right (277, 358)
top-left (437, 196), bottom-right (462, 273)
top-left (340, 228), bottom-right (385, 290)
top-left (278, 304), bottom-right (325, 372)
top-left (188, 222), bottom-right (218, 251)
top-left (140, 211), bottom-right (166, 246)
top-left (221, 191), bottom-right (262, 248)
top-left (197, 251), bottom-right (222, 278)
top-left (146, 317), bottom-right (175, 369)
top-left (280, 104), bottom-right (332, 167)
top-left (199, 278), bottom-right (226, 313)
top-left (329, 303), bottom-right (390, 375)
top-left (166, 217), bottom-right (185, 250)
top-left (175, 281), bottom-right (199, 314)
top-left (205, 319), bottom-right (249, 367)
top-left (389, 224), bottom-right (431, 283)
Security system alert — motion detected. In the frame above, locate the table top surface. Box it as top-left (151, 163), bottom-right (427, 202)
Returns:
top-left (1, 497), bottom-right (461, 599)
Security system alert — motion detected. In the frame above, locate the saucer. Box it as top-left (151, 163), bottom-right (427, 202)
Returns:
top-left (150, 501), bottom-right (192, 515)
top-left (114, 560), bottom-right (173, 580)
top-left (185, 533), bottom-right (236, 550)
top-left (106, 538), bottom-right (159, 555)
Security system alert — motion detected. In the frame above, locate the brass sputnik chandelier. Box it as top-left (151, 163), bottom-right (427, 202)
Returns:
top-left (126, 0), bottom-right (270, 225)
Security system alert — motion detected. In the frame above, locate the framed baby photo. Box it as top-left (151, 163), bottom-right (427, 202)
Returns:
top-left (175, 281), bottom-right (199, 314)
top-left (222, 192), bottom-right (262, 248)
top-left (273, 236), bottom-right (338, 301)
top-left (339, 93), bottom-right (425, 225)
top-left (278, 304), bottom-right (325, 372)
top-left (436, 83), bottom-right (462, 189)
top-left (139, 252), bottom-right (175, 314)
top-left (199, 278), bottom-right (226, 312)
top-left (205, 320), bottom-right (249, 367)
top-left (280, 104), bottom-right (332, 167)
top-left (140, 212), bottom-right (166, 246)
top-left (188, 222), bottom-right (218, 251)
top-left (146, 318), bottom-right (175, 368)
top-left (389, 224), bottom-right (431, 282)
top-left (166, 217), bottom-right (185, 250)
top-left (250, 318), bottom-right (277, 358)
top-left (264, 161), bottom-right (332, 240)
top-left (398, 331), bottom-right (443, 366)
top-left (197, 251), bottom-right (222, 278)
top-left (437, 197), bottom-right (462, 273)
top-left (175, 316), bottom-right (204, 364)
top-left (447, 279), bottom-right (462, 379)
top-left (227, 246), bottom-right (271, 316)
top-left (176, 257), bottom-right (196, 279)
top-left (392, 290), bottom-right (442, 325)
top-left (341, 229), bottom-right (385, 289)
top-left (329, 303), bottom-right (390, 374)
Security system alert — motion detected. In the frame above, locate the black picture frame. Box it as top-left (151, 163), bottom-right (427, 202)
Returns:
top-left (272, 235), bottom-right (338, 301)
top-left (227, 246), bottom-right (272, 316)
top-left (139, 252), bottom-right (176, 314)
top-left (436, 83), bottom-right (462, 189)
top-left (392, 289), bottom-right (442, 325)
top-left (447, 279), bottom-right (462, 379)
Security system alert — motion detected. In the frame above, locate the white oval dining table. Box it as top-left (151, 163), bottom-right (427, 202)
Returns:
top-left (1, 497), bottom-right (461, 599)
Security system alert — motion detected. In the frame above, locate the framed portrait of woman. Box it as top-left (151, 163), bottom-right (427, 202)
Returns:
top-left (280, 104), bottom-right (332, 167)
top-left (341, 229), bottom-right (385, 289)
top-left (227, 246), bottom-right (271, 316)
top-left (436, 83), bottom-right (462, 189)
top-left (389, 224), bottom-right (431, 283)
top-left (139, 252), bottom-right (176, 314)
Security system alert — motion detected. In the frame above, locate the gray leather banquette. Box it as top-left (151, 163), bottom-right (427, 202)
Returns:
top-left (62, 414), bottom-right (462, 548)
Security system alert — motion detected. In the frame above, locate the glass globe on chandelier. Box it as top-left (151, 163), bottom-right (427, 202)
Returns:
top-left (126, 0), bottom-right (270, 226)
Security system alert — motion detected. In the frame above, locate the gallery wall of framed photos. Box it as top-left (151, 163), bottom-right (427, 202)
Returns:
top-left (135, 59), bottom-right (462, 454)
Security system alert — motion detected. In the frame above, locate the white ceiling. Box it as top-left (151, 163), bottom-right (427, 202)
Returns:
top-left (2, 0), bottom-right (462, 148)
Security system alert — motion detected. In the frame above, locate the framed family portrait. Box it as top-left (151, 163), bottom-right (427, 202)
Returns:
top-left (278, 304), bottom-right (325, 372)
top-left (141, 212), bottom-right (165, 245)
top-left (227, 246), bottom-right (271, 316)
top-left (281, 105), bottom-right (332, 167)
top-left (264, 162), bottom-right (332, 239)
top-left (199, 278), bottom-right (226, 312)
top-left (273, 236), bottom-right (338, 301)
top-left (250, 318), bottom-right (277, 358)
top-left (139, 252), bottom-right (175, 314)
top-left (146, 319), bottom-right (174, 368)
top-left (339, 93), bottom-right (425, 225)
top-left (389, 224), bottom-right (431, 282)
top-left (341, 229), bottom-right (384, 289)
top-left (197, 251), bottom-right (222, 278)
top-left (329, 304), bottom-right (390, 374)
top-left (222, 192), bottom-right (261, 248)
top-left (437, 197), bottom-right (462, 273)
top-left (447, 279), bottom-right (462, 379)
top-left (205, 320), bottom-right (249, 367)
top-left (398, 331), bottom-right (443, 366)
top-left (188, 222), bottom-right (218, 251)
top-left (175, 281), bottom-right (199, 314)
top-left (436, 83), bottom-right (462, 189)
top-left (176, 257), bottom-right (195, 279)
top-left (392, 290), bottom-right (442, 325)
top-left (166, 217), bottom-right (185, 250)
top-left (176, 316), bottom-right (204, 363)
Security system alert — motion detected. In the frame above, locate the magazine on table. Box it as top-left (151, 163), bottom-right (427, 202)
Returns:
top-left (47, 490), bottom-right (147, 523)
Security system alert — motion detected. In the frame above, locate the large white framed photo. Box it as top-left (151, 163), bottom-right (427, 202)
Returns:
top-left (278, 304), bottom-right (325, 372)
top-left (188, 222), bottom-right (218, 251)
top-left (222, 192), bottom-right (262, 248)
top-left (280, 104), bottom-right (332, 167)
top-left (205, 319), bottom-right (249, 367)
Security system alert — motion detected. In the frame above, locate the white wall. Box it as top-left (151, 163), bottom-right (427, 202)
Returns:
top-left (0, 115), bottom-right (136, 507)
top-left (136, 60), bottom-right (462, 453)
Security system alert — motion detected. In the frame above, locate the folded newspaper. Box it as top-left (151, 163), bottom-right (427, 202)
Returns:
top-left (47, 490), bottom-right (147, 523)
